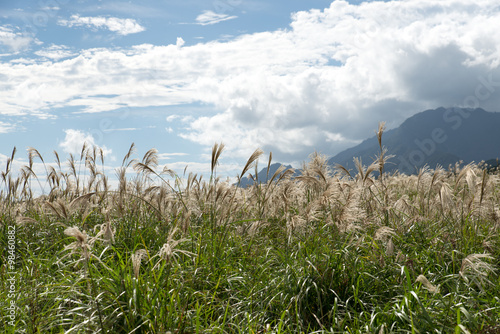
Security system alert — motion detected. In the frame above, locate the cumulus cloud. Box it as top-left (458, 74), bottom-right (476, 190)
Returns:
top-left (4, 0), bottom-right (500, 162)
top-left (195, 10), bottom-right (237, 25)
top-left (59, 129), bottom-right (112, 157)
top-left (58, 15), bottom-right (145, 35)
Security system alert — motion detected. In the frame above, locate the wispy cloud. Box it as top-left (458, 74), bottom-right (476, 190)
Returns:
top-left (0, 26), bottom-right (37, 52)
top-left (58, 15), bottom-right (145, 35)
top-left (158, 153), bottom-right (189, 160)
top-left (102, 128), bottom-right (139, 132)
top-left (166, 115), bottom-right (180, 122)
top-left (195, 10), bottom-right (237, 25)
top-left (34, 44), bottom-right (76, 60)
top-left (0, 121), bottom-right (16, 134)
top-left (40, 6), bottom-right (60, 11)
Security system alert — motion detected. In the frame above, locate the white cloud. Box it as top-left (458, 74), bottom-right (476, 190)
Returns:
top-left (0, 26), bottom-right (35, 52)
top-left (58, 15), bottom-right (145, 35)
top-left (176, 37), bottom-right (185, 47)
top-left (4, 0), bottom-right (500, 162)
top-left (166, 115), bottom-right (179, 122)
top-left (102, 127), bottom-right (139, 132)
top-left (158, 152), bottom-right (188, 160)
top-left (59, 129), bottom-right (112, 157)
top-left (195, 10), bottom-right (237, 25)
top-left (40, 6), bottom-right (60, 11)
top-left (0, 121), bottom-right (15, 133)
top-left (34, 44), bottom-right (76, 60)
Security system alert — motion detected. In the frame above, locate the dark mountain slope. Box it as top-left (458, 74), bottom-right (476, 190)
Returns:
top-left (328, 107), bottom-right (500, 174)
top-left (238, 107), bottom-right (500, 186)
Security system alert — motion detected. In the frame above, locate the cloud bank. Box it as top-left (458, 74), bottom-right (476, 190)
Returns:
top-left (58, 15), bottom-right (146, 35)
top-left (3, 0), bottom-right (500, 162)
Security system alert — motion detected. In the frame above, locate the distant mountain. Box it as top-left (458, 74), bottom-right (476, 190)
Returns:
top-left (328, 107), bottom-right (500, 174)
top-left (238, 163), bottom-right (295, 188)
top-left (238, 107), bottom-right (500, 186)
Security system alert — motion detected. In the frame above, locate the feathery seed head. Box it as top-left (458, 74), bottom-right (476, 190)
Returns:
top-left (374, 226), bottom-right (396, 242)
top-left (376, 121), bottom-right (386, 149)
top-left (152, 228), bottom-right (194, 269)
top-left (460, 253), bottom-right (495, 276)
top-left (211, 142), bottom-right (225, 175)
top-left (248, 220), bottom-right (267, 236)
top-left (460, 253), bottom-right (496, 289)
top-left (439, 183), bottom-right (454, 213)
top-left (65, 226), bottom-right (88, 244)
top-left (158, 243), bottom-right (174, 263)
top-left (240, 148), bottom-right (264, 180)
top-left (64, 226), bottom-right (92, 261)
top-left (415, 274), bottom-right (439, 294)
top-left (386, 238), bottom-right (395, 256)
top-left (465, 168), bottom-right (477, 194)
top-left (96, 221), bottom-right (115, 244)
top-left (131, 249), bottom-right (148, 279)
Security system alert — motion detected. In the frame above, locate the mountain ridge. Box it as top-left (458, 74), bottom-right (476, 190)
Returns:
top-left (240, 107), bottom-right (500, 186)
top-left (328, 107), bottom-right (500, 174)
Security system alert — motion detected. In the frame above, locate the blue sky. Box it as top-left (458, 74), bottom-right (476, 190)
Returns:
top-left (1, 0), bottom-right (500, 186)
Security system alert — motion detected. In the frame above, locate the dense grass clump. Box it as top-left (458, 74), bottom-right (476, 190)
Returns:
top-left (1, 132), bottom-right (499, 333)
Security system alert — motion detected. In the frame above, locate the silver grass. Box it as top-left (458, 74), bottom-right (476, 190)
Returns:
top-left (385, 238), bottom-right (395, 257)
top-left (15, 216), bottom-right (39, 226)
top-left (211, 142), bottom-right (225, 175)
top-left (131, 249), bottom-right (148, 279)
top-left (142, 148), bottom-right (159, 168)
top-left (465, 167), bottom-right (476, 191)
top-left (122, 142), bottom-right (136, 167)
top-left (247, 220), bottom-right (267, 236)
top-left (376, 121), bottom-right (386, 150)
top-left (479, 169), bottom-right (488, 205)
top-left (80, 141), bottom-right (88, 161)
top-left (460, 253), bottom-right (496, 289)
top-left (335, 163), bottom-right (352, 179)
top-left (266, 152), bottom-right (272, 179)
top-left (374, 226), bottom-right (396, 242)
top-left (152, 228), bottom-right (195, 269)
top-left (63, 226), bottom-right (93, 262)
top-left (415, 274), bottom-right (439, 294)
top-left (439, 183), bottom-right (454, 213)
top-left (60, 226), bottom-right (111, 272)
top-left (287, 215), bottom-right (306, 236)
top-left (27, 147), bottom-right (44, 165)
top-left (239, 148), bottom-right (264, 180)
top-left (95, 221), bottom-right (115, 244)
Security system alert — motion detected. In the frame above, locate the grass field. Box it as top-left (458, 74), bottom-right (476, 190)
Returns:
top-left (1, 129), bottom-right (499, 333)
